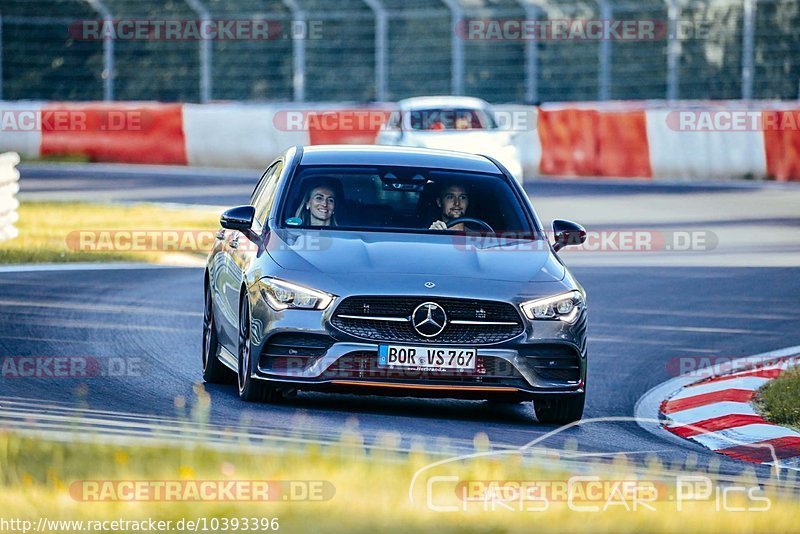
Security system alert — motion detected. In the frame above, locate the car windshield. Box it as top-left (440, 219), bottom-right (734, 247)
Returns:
top-left (279, 164), bottom-right (536, 237)
top-left (405, 108), bottom-right (496, 130)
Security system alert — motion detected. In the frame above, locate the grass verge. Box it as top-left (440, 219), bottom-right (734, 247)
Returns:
top-left (0, 426), bottom-right (798, 534)
top-left (0, 201), bottom-right (219, 264)
top-left (21, 155), bottom-right (92, 164)
top-left (756, 365), bottom-right (800, 431)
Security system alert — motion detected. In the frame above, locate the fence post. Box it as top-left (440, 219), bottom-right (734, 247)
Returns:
top-left (363, 0), bottom-right (388, 101)
top-left (0, 152), bottom-right (20, 243)
top-left (741, 0), bottom-right (755, 100)
top-left (85, 0), bottom-right (115, 100)
top-left (598, 0), bottom-right (612, 101)
top-left (185, 0), bottom-right (212, 102)
top-left (441, 0), bottom-right (464, 96)
top-left (282, 0), bottom-right (306, 102)
top-left (518, 1), bottom-right (540, 104)
top-left (666, 0), bottom-right (680, 101)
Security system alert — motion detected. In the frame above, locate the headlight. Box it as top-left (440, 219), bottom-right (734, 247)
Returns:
top-left (259, 278), bottom-right (334, 311)
top-left (520, 290), bottom-right (585, 323)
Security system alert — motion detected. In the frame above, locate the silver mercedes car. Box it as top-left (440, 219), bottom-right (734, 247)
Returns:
top-left (203, 145), bottom-right (588, 423)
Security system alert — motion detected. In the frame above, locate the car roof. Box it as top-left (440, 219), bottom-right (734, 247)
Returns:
top-left (397, 96), bottom-right (491, 110)
top-left (298, 145), bottom-right (501, 174)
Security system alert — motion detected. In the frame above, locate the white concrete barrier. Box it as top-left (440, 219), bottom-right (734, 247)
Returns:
top-left (0, 102), bottom-right (44, 159)
top-left (645, 107), bottom-right (768, 179)
top-left (494, 104), bottom-right (541, 178)
top-left (183, 103), bottom-right (311, 168)
top-left (0, 152), bottom-right (21, 242)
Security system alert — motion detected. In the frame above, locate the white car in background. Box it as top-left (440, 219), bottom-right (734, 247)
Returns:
top-left (375, 96), bottom-right (525, 183)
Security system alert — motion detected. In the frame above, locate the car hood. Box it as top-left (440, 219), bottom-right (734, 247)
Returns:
top-left (264, 229), bottom-right (564, 285)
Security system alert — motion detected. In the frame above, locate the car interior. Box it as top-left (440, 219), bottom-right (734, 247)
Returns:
top-left (406, 108), bottom-right (495, 130)
top-left (282, 166), bottom-right (532, 234)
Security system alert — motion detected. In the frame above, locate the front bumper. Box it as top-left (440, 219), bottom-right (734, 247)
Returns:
top-left (249, 297), bottom-right (587, 400)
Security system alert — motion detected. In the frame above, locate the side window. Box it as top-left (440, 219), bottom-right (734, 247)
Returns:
top-left (250, 163), bottom-right (277, 205)
top-left (253, 161), bottom-right (284, 227)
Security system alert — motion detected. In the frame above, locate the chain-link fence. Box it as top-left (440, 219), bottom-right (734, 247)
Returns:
top-left (1, 0), bottom-right (798, 103)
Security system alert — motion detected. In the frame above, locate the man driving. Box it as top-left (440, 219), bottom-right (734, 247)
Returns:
top-left (429, 184), bottom-right (469, 231)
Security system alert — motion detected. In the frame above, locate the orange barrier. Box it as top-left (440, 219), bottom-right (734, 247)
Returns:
top-left (763, 110), bottom-right (800, 181)
top-left (40, 103), bottom-right (187, 164)
top-left (596, 110), bottom-right (651, 177)
top-left (306, 109), bottom-right (392, 145)
top-left (537, 107), bottom-right (651, 178)
top-left (537, 108), bottom-right (597, 176)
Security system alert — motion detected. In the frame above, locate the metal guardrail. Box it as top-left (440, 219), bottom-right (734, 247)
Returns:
top-left (0, 152), bottom-right (20, 243)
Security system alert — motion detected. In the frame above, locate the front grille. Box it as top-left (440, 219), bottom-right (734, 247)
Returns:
top-left (331, 296), bottom-right (524, 345)
top-left (520, 345), bottom-right (581, 382)
top-left (319, 351), bottom-right (528, 386)
top-left (259, 333), bottom-right (335, 373)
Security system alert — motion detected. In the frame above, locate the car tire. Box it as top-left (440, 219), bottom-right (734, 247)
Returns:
top-left (533, 393), bottom-right (585, 424)
top-left (202, 287), bottom-right (234, 384)
top-left (237, 295), bottom-right (282, 403)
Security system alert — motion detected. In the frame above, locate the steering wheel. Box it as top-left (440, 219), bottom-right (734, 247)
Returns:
top-left (446, 217), bottom-right (494, 233)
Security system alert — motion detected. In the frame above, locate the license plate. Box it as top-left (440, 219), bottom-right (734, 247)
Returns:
top-left (378, 345), bottom-right (476, 371)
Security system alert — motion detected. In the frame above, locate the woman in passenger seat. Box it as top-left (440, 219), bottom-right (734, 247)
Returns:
top-left (295, 179), bottom-right (340, 227)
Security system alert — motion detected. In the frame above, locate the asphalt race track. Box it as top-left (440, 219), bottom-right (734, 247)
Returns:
top-left (5, 163), bottom-right (800, 482)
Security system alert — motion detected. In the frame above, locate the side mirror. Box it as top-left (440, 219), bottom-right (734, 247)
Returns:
top-left (220, 205), bottom-right (255, 232)
top-left (552, 219), bottom-right (587, 252)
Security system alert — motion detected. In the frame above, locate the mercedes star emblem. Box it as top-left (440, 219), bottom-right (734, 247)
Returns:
top-left (412, 302), bottom-right (447, 338)
top-left (424, 281), bottom-right (435, 288)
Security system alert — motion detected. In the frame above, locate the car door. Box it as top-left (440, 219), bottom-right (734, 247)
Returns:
top-left (223, 160), bottom-right (284, 343)
top-left (210, 232), bottom-right (236, 351)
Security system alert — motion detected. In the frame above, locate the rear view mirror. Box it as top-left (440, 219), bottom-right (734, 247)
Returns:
top-left (380, 171), bottom-right (426, 192)
top-left (552, 219), bottom-right (587, 252)
top-left (220, 205), bottom-right (255, 232)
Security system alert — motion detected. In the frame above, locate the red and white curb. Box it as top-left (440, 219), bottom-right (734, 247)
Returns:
top-left (635, 346), bottom-right (800, 470)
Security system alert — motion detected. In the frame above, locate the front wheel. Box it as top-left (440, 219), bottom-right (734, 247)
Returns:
top-left (237, 295), bottom-right (282, 403)
top-left (202, 287), bottom-right (233, 384)
top-left (533, 393), bottom-right (585, 424)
